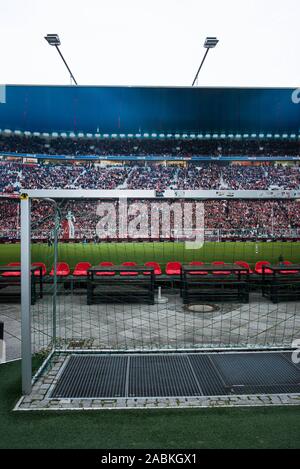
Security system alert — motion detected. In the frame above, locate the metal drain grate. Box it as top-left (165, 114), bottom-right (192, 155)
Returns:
top-left (49, 351), bottom-right (300, 399)
top-left (128, 355), bottom-right (201, 397)
top-left (210, 352), bottom-right (300, 394)
top-left (51, 355), bottom-right (128, 398)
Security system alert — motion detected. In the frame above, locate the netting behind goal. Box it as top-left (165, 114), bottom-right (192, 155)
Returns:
top-left (22, 195), bottom-right (300, 370)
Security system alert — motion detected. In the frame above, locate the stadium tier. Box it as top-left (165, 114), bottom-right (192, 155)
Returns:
top-left (1, 159), bottom-right (300, 192)
top-left (0, 133), bottom-right (300, 158)
top-left (1, 198), bottom-right (300, 242)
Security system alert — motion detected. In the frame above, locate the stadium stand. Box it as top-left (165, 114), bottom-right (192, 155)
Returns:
top-left (1, 198), bottom-right (300, 241)
top-left (0, 133), bottom-right (299, 157)
top-left (1, 160), bottom-right (300, 192)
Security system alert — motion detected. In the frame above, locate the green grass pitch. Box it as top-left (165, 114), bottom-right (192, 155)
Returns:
top-left (1, 241), bottom-right (300, 270)
top-left (1, 360), bottom-right (300, 449)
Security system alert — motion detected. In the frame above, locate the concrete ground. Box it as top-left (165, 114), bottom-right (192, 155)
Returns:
top-left (1, 288), bottom-right (300, 362)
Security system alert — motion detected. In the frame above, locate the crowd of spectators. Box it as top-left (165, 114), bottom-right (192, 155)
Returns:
top-left (1, 161), bottom-right (300, 192)
top-left (0, 133), bottom-right (299, 157)
top-left (1, 198), bottom-right (300, 241)
top-left (0, 132), bottom-right (300, 241)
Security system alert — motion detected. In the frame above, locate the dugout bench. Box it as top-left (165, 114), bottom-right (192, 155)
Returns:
top-left (87, 265), bottom-right (155, 305)
top-left (181, 264), bottom-right (250, 304)
top-left (0, 265), bottom-right (43, 305)
top-left (262, 264), bottom-right (300, 303)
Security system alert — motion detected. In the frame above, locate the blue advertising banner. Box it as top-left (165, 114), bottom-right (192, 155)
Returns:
top-left (0, 85), bottom-right (299, 134)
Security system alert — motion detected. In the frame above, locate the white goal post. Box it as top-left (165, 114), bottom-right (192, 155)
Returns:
top-left (20, 189), bottom-right (158, 394)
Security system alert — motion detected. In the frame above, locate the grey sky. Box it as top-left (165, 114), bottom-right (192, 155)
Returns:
top-left (1, 0), bottom-right (299, 87)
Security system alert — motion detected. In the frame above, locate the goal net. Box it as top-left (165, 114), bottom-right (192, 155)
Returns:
top-left (18, 191), bottom-right (300, 390)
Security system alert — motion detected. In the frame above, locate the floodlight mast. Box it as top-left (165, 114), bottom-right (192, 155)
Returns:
top-left (44, 34), bottom-right (78, 86)
top-left (192, 37), bottom-right (219, 86)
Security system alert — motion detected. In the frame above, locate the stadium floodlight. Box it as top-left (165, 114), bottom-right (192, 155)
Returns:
top-left (44, 34), bottom-right (78, 85)
top-left (143, 133), bottom-right (149, 138)
top-left (290, 134), bottom-right (296, 138)
top-left (204, 37), bottom-right (219, 48)
top-left (192, 37), bottom-right (219, 86)
top-left (45, 33), bottom-right (61, 46)
top-left (282, 133), bottom-right (288, 138)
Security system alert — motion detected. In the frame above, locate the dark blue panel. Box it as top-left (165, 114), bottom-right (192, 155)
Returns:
top-left (0, 85), bottom-right (299, 133)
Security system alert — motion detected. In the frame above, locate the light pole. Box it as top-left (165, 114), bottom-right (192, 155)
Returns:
top-left (192, 37), bottom-right (219, 86)
top-left (44, 34), bottom-right (78, 85)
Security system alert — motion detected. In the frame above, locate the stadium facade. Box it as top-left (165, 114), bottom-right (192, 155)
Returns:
top-left (0, 85), bottom-right (300, 135)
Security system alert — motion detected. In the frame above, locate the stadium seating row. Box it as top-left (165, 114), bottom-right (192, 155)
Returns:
top-left (1, 260), bottom-right (298, 277)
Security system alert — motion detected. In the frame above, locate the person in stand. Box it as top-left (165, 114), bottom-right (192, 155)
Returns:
top-left (47, 234), bottom-right (52, 247)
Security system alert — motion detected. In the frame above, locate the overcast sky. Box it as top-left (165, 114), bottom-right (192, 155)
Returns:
top-left (1, 0), bottom-right (299, 87)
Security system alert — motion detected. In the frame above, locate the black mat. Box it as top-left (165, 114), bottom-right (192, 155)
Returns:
top-left (50, 351), bottom-right (300, 399)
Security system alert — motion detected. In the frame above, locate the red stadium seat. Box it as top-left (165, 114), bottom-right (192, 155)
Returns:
top-left (120, 262), bottom-right (138, 276)
top-left (279, 261), bottom-right (298, 275)
top-left (2, 262), bottom-right (21, 277)
top-left (255, 261), bottom-right (273, 275)
top-left (143, 262), bottom-right (162, 275)
top-left (73, 262), bottom-right (92, 276)
top-left (188, 261), bottom-right (208, 275)
top-left (234, 261), bottom-right (253, 274)
top-left (165, 262), bottom-right (182, 275)
top-left (49, 262), bottom-right (70, 277)
top-left (96, 262), bottom-right (115, 276)
top-left (32, 262), bottom-right (47, 277)
top-left (212, 261), bottom-right (231, 275)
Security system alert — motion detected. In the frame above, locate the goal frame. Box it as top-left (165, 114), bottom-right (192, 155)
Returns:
top-left (20, 188), bottom-right (299, 394)
top-left (20, 189), bottom-right (157, 394)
